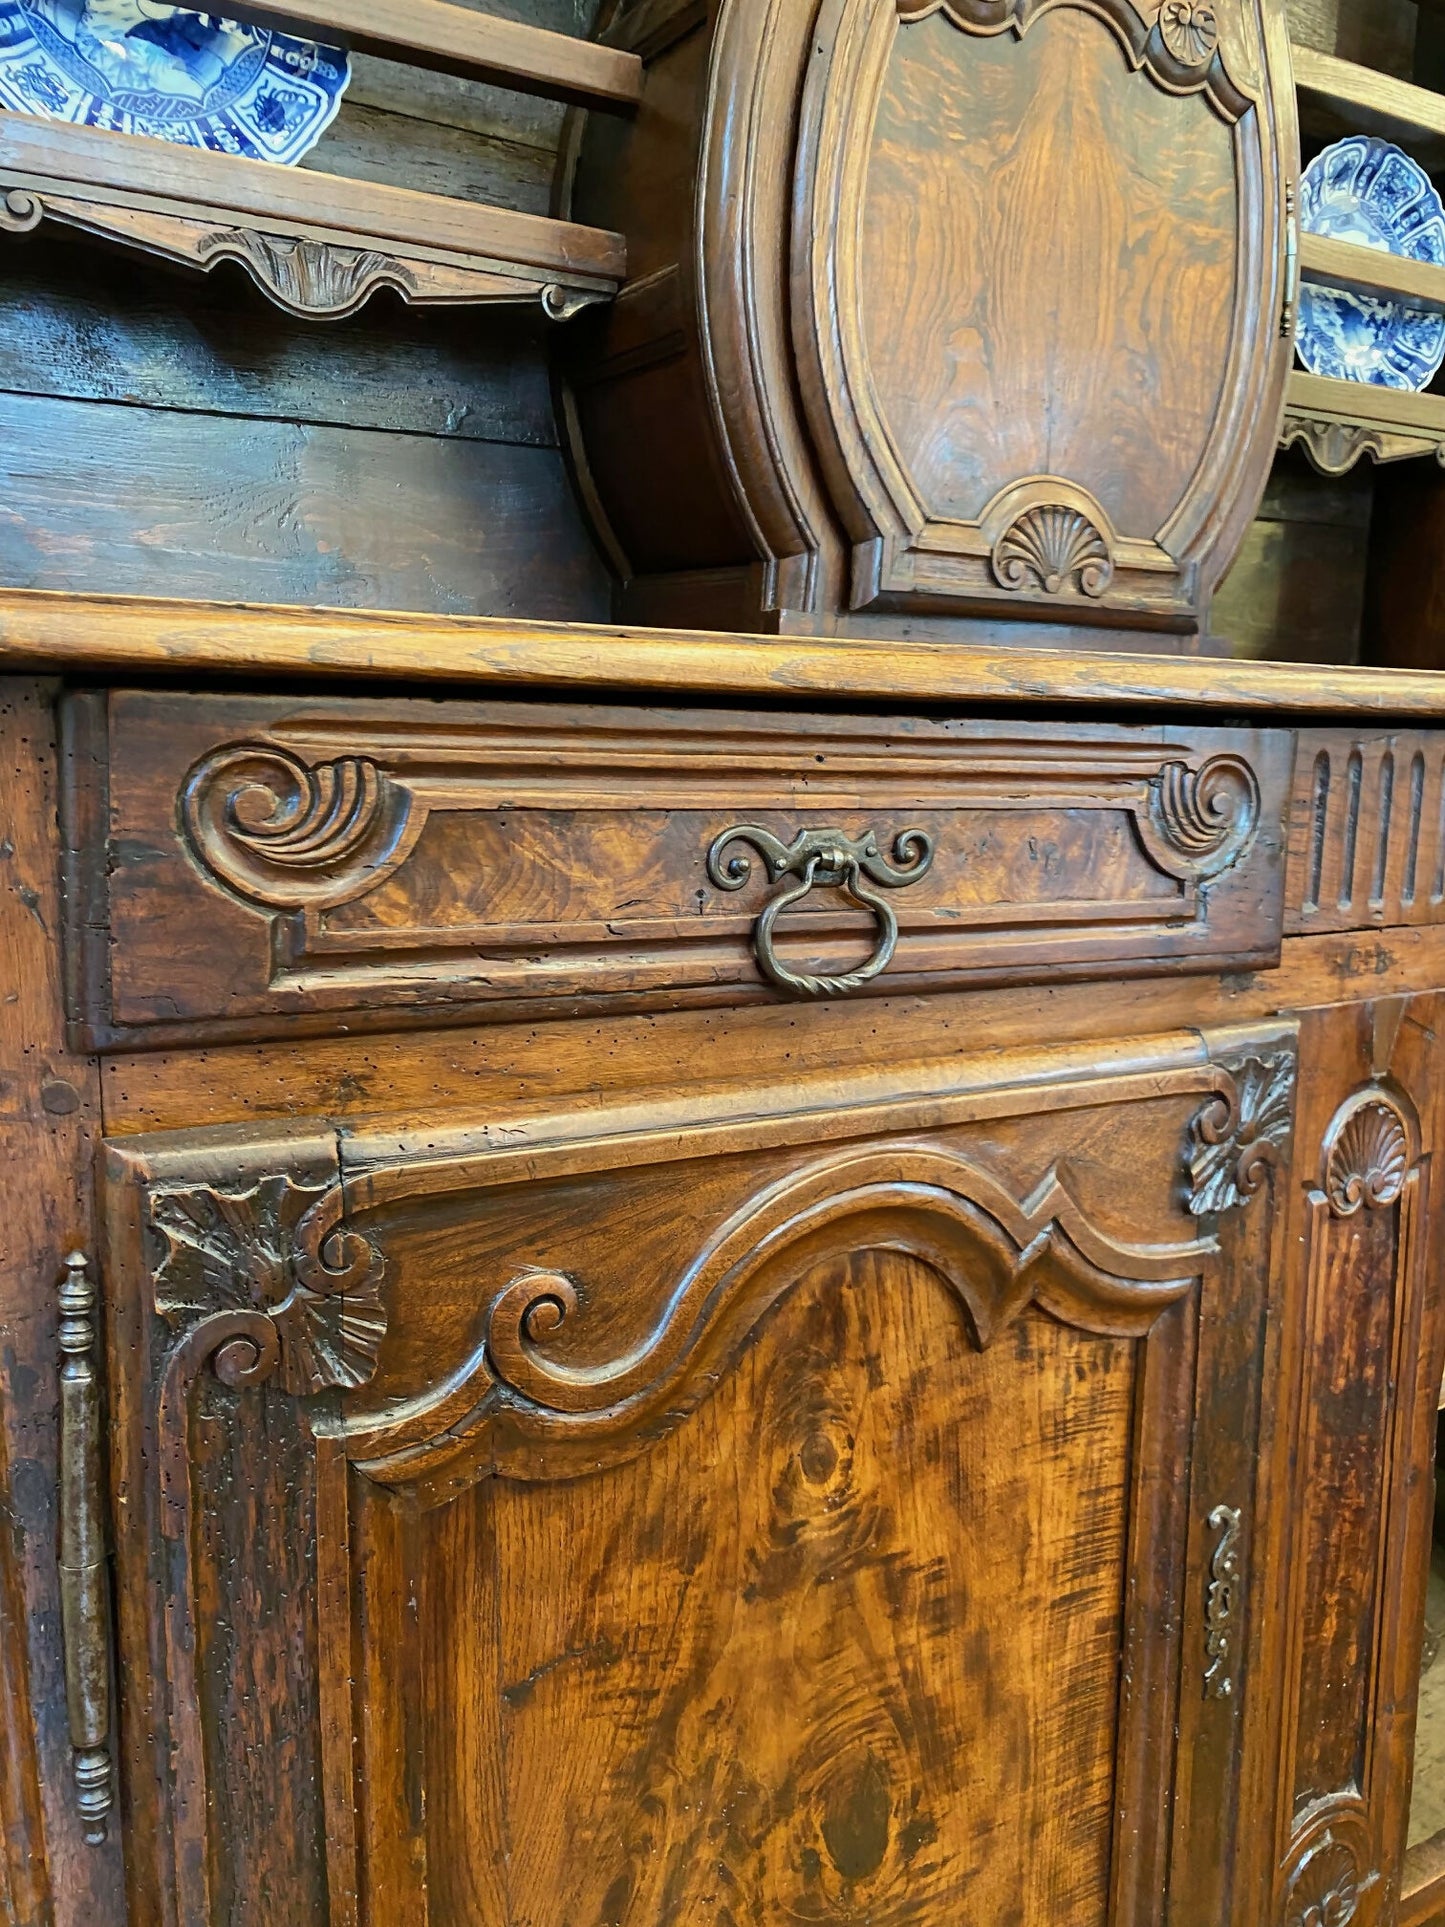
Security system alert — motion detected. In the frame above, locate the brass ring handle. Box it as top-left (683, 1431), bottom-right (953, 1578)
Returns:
top-left (707, 824), bottom-right (935, 999)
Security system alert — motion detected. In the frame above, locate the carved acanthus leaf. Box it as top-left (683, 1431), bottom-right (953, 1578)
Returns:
top-left (1323, 1097), bottom-right (1410, 1217)
top-left (1143, 755), bottom-right (1261, 880)
top-left (1188, 1051), bottom-right (1296, 1216)
top-left (991, 504), bottom-right (1114, 598)
top-left (182, 742), bottom-right (418, 910)
top-left (150, 1175), bottom-right (386, 1395)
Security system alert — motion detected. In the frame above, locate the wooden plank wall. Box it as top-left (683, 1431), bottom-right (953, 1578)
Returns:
top-left (0, 0), bottom-right (612, 621)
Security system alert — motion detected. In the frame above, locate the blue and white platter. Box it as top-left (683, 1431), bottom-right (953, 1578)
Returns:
top-left (1297, 135), bottom-right (1445, 392)
top-left (0, 2), bottom-right (349, 165)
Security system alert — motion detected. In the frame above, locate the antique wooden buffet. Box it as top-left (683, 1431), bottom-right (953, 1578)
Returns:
top-left (11, 0), bottom-right (1445, 1925)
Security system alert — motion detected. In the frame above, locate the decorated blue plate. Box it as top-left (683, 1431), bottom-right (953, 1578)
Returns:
top-left (0, 1), bottom-right (348, 165)
top-left (1297, 135), bottom-right (1445, 391)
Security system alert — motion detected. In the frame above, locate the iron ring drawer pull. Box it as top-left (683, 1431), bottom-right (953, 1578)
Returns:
top-left (706, 824), bottom-right (935, 999)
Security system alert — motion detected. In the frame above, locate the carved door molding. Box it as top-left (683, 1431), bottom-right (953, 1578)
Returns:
top-left (104, 1022), bottom-right (1295, 1926)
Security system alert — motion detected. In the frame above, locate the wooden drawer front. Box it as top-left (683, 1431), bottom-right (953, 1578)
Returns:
top-left (67, 692), bottom-right (1292, 1043)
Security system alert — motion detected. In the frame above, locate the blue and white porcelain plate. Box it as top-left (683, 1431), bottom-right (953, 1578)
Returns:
top-left (0, 2), bottom-right (349, 164)
top-left (1297, 135), bottom-right (1445, 391)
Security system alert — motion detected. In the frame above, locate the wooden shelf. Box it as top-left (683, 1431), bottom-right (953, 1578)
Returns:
top-left (0, 110), bottom-right (624, 320)
top-left (1300, 231), bottom-right (1445, 316)
top-left (223, 0), bottom-right (642, 110)
top-left (1293, 43), bottom-right (1445, 158)
top-left (1283, 371), bottom-right (1445, 475)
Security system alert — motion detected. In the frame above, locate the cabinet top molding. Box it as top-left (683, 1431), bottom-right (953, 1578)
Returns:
top-left (3, 588), bottom-right (1445, 721)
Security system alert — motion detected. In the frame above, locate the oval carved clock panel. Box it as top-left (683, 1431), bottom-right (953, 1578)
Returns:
top-left (565, 0), bottom-right (1296, 646)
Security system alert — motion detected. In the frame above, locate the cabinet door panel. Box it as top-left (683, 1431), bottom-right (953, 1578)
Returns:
top-left (103, 1025), bottom-right (1294, 1926)
top-left (1259, 998), bottom-right (1445, 1927)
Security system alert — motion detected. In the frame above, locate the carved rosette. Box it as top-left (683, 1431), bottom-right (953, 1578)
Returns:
top-left (149, 1174), bottom-right (386, 1396)
top-left (1143, 755), bottom-right (1262, 881)
top-left (1157, 0), bottom-right (1219, 67)
top-left (182, 742), bottom-right (417, 911)
top-left (1323, 1097), bottom-right (1410, 1218)
top-left (1284, 1836), bottom-right (1363, 1927)
top-left (1188, 1051), bottom-right (1296, 1216)
top-left (991, 505), bottom-right (1114, 599)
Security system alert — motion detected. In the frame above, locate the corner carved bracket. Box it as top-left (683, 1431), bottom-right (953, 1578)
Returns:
top-left (149, 1172), bottom-right (386, 1402)
top-left (1187, 1050), bottom-right (1297, 1216)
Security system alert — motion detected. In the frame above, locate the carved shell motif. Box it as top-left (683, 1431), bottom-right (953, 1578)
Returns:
top-left (991, 506), bottom-right (1114, 599)
top-left (1324, 1099), bottom-right (1410, 1216)
top-left (1285, 1838), bottom-right (1362, 1927)
top-left (1158, 0), bottom-right (1220, 68)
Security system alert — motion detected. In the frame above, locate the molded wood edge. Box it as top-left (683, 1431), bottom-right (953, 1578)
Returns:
top-left (4, 588), bottom-right (1445, 718)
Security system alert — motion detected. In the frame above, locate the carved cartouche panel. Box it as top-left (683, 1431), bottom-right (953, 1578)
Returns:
top-left (794, 0), bottom-right (1288, 626)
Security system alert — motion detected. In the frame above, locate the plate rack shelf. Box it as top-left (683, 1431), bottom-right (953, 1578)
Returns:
top-left (1286, 41), bottom-right (1445, 476)
top-left (0, 0), bottom-right (634, 321)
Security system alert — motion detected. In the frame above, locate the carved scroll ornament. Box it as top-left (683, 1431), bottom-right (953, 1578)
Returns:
top-left (1187, 1050), bottom-right (1296, 1216)
top-left (1140, 755), bottom-right (1262, 882)
top-left (344, 1139), bottom-right (1214, 1495)
top-left (182, 743), bottom-right (420, 911)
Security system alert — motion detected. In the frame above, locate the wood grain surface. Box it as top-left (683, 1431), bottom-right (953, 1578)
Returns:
top-left (0, 396), bottom-right (609, 617)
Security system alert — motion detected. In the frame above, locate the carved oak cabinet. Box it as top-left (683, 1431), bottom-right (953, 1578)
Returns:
top-left (2, 609), bottom-right (1445, 1927)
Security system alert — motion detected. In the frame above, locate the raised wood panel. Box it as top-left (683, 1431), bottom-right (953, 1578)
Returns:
top-left (65, 692), bottom-right (1291, 1045)
top-left (1284, 732), bottom-right (1445, 933)
top-left (417, 1264), bottom-right (1134, 1925)
top-left (1261, 999), bottom-right (1445, 1927)
top-left (101, 1022), bottom-right (1293, 1926)
top-left (807, 2), bottom-right (1239, 620)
